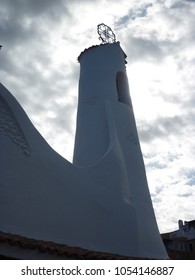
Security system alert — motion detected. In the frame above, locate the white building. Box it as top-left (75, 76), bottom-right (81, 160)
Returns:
top-left (171, 220), bottom-right (195, 240)
top-left (0, 38), bottom-right (168, 259)
top-left (162, 220), bottom-right (195, 259)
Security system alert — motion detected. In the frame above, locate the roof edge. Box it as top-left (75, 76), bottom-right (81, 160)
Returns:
top-left (0, 231), bottom-right (151, 260)
top-left (77, 41), bottom-right (127, 63)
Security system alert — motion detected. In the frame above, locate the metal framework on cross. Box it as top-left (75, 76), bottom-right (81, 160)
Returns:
top-left (97, 23), bottom-right (116, 44)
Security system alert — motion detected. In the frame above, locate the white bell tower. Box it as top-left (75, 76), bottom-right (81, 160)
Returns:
top-left (73, 24), bottom-right (168, 259)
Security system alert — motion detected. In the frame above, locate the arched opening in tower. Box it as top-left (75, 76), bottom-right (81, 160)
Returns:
top-left (116, 71), bottom-right (132, 107)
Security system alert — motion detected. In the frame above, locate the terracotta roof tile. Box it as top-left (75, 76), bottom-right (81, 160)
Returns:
top-left (0, 231), bottom-right (147, 259)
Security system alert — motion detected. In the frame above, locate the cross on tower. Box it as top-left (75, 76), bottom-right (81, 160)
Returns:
top-left (97, 23), bottom-right (116, 44)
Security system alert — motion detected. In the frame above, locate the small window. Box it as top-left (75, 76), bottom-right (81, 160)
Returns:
top-left (116, 71), bottom-right (132, 107)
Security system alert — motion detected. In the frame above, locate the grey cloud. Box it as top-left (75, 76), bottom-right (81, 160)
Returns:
top-left (159, 92), bottom-right (183, 106)
top-left (185, 0), bottom-right (195, 2)
top-left (187, 177), bottom-right (195, 186)
top-left (49, 102), bottom-right (76, 135)
top-left (19, 65), bottom-right (78, 119)
top-left (115, 3), bottom-right (153, 28)
top-left (182, 169), bottom-right (195, 186)
top-left (115, 15), bottom-right (132, 28)
top-left (0, 0), bottom-right (72, 49)
top-left (146, 160), bottom-right (167, 169)
top-left (126, 37), bottom-right (163, 63)
top-left (178, 192), bottom-right (192, 198)
top-left (0, 0), bottom-right (70, 18)
top-left (0, 0), bottom-right (79, 122)
top-left (125, 33), bottom-right (189, 64)
top-left (138, 115), bottom-right (186, 143)
top-left (116, 1), bottom-right (195, 64)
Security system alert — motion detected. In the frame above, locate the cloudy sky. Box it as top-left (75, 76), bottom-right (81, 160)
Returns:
top-left (1, 0), bottom-right (195, 234)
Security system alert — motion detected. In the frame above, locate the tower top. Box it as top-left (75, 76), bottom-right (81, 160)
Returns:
top-left (97, 23), bottom-right (116, 44)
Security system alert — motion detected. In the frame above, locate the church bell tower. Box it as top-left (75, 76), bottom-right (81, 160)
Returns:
top-left (73, 24), bottom-right (168, 259)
